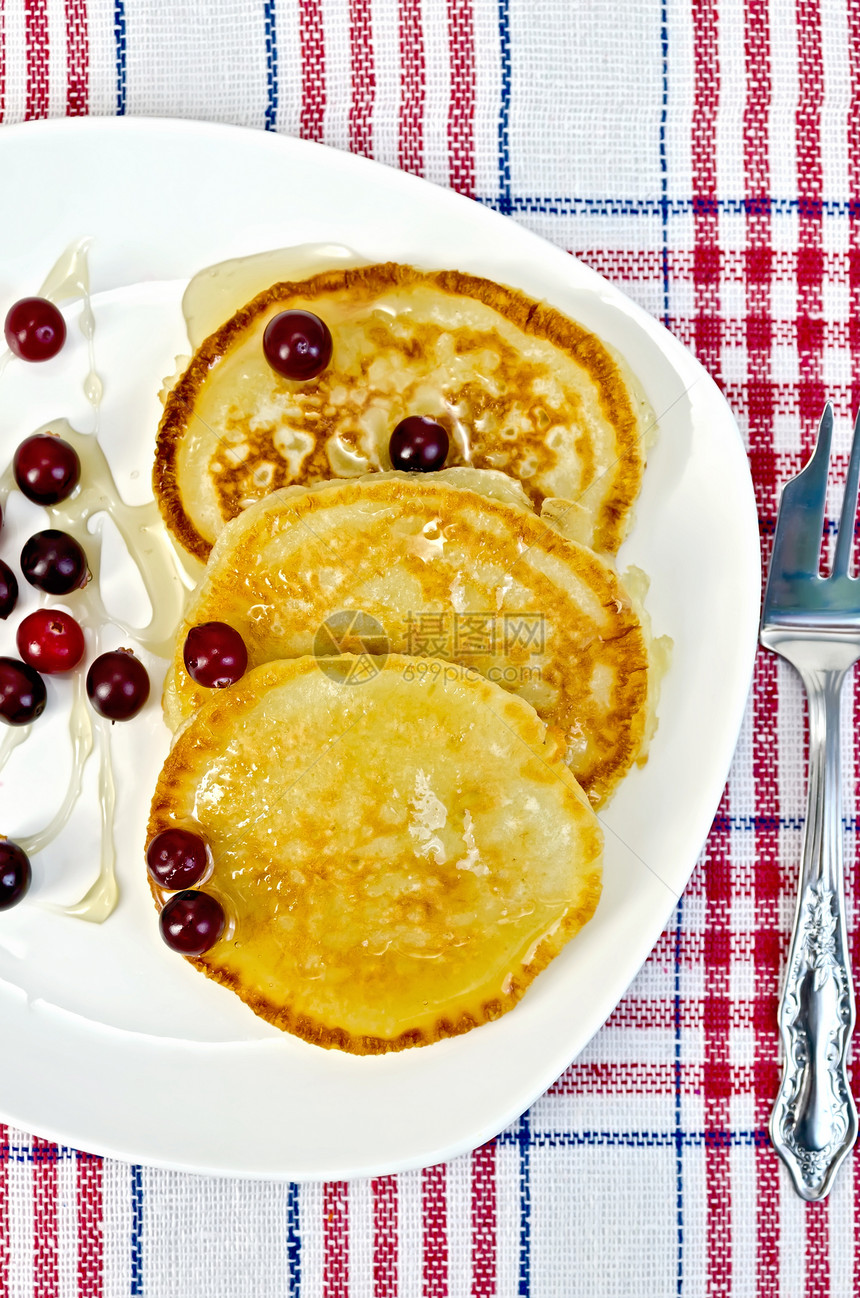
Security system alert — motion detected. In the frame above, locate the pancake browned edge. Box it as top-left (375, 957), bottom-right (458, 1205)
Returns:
top-left (162, 472), bottom-right (654, 809)
top-left (153, 262), bottom-right (648, 562)
top-left (147, 655), bottom-right (604, 1055)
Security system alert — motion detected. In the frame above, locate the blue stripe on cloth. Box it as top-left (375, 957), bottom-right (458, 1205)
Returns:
top-left (658, 0), bottom-right (670, 327)
top-left (497, 1129), bottom-right (771, 1149)
top-left (713, 814), bottom-right (860, 832)
top-left (497, 0), bottom-right (512, 214)
top-left (114, 0), bottom-right (127, 115)
top-left (286, 1181), bottom-right (301, 1297)
top-left (674, 898), bottom-right (684, 1296)
top-left (517, 1110), bottom-right (531, 1296)
top-left (263, 0), bottom-right (279, 131)
top-left (476, 195), bottom-right (860, 218)
top-left (130, 1164), bottom-right (144, 1295)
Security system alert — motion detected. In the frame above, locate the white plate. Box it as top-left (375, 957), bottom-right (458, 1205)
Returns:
top-left (0, 118), bottom-right (759, 1179)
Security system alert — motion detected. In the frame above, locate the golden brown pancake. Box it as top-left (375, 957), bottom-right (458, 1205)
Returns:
top-left (162, 471), bottom-right (654, 808)
top-left (154, 263), bottom-right (652, 561)
top-left (148, 655), bottom-right (604, 1054)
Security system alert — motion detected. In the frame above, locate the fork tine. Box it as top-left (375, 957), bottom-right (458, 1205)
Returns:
top-left (770, 403), bottom-right (833, 577)
top-left (832, 408), bottom-right (860, 576)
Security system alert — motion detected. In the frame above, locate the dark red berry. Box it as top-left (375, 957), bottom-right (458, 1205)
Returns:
top-left (4, 297), bottom-right (66, 362)
top-left (86, 650), bottom-right (150, 721)
top-left (389, 417), bottom-right (449, 472)
top-left (183, 622), bottom-right (248, 689)
top-left (0, 657), bottom-right (47, 726)
top-left (13, 433), bottom-right (80, 505)
top-left (21, 529), bottom-right (88, 595)
top-left (147, 828), bottom-right (209, 891)
top-left (263, 310), bottom-right (333, 381)
top-left (17, 610), bottom-right (85, 674)
top-left (0, 841), bottom-right (31, 910)
top-left (160, 890), bottom-right (225, 955)
top-left (0, 561), bottom-right (18, 619)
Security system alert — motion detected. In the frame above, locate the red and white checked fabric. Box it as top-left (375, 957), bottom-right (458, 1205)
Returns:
top-left (2, 0), bottom-right (860, 1294)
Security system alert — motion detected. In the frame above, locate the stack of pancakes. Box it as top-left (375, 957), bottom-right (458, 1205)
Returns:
top-left (148, 261), bottom-right (663, 1053)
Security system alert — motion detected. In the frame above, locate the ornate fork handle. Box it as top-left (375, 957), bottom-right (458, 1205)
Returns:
top-left (770, 650), bottom-right (858, 1200)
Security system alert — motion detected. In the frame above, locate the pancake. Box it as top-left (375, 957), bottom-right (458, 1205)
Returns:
top-left (162, 470), bottom-right (655, 808)
top-left (147, 655), bottom-right (604, 1054)
top-left (153, 262), bottom-right (653, 561)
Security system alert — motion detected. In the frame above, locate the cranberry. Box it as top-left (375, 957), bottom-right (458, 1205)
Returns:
top-left (183, 622), bottom-right (248, 689)
top-left (0, 841), bottom-right (31, 909)
top-left (263, 310), bottom-right (332, 380)
top-left (389, 416), bottom-right (449, 471)
top-left (147, 828), bottom-right (209, 891)
top-left (160, 890), bottom-right (225, 955)
top-left (21, 529), bottom-right (88, 595)
top-left (0, 561), bottom-right (18, 619)
top-left (13, 433), bottom-right (80, 505)
top-left (86, 650), bottom-right (150, 721)
top-left (17, 610), bottom-right (85, 674)
top-left (0, 657), bottom-right (47, 726)
top-left (4, 297), bottom-right (66, 362)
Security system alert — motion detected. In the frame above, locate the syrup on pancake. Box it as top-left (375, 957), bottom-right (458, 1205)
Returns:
top-left (154, 263), bottom-right (653, 560)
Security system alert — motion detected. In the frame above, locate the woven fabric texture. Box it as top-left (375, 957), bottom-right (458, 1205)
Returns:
top-left (2, 0), bottom-right (860, 1294)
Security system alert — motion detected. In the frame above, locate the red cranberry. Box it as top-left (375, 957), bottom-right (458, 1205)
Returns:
top-left (147, 828), bottom-right (210, 891)
top-left (21, 530), bottom-right (88, 596)
top-left (183, 622), bottom-right (248, 689)
top-left (4, 297), bottom-right (66, 362)
top-left (389, 417), bottom-right (449, 471)
top-left (0, 842), bottom-right (31, 909)
top-left (17, 610), bottom-right (85, 674)
top-left (0, 561), bottom-right (18, 619)
top-left (13, 433), bottom-right (80, 505)
top-left (0, 657), bottom-right (47, 726)
top-left (86, 650), bottom-right (150, 721)
top-left (160, 890), bottom-right (225, 955)
top-left (263, 310), bottom-right (332, 380)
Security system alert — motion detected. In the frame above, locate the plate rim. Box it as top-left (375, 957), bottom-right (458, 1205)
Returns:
top-left (0, 116), bottom-right (761, 1179)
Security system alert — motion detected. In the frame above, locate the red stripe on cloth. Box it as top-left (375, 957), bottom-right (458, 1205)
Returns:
top-left (421, 1164), bottom-right (447, 1297)
top-left (65, 0), bottom-right (89, 116)
top-left (398, 0), bottom-right (425, 176)
top-left (551, 1062), bottom-right (687, 1095)
top-left (850, 0), bottom-right (860, 420)
top-left (794, 0), bottom-right (826, 445)
top-left (704, 790), bottom-right (733, 1298)
top-left (690, 0), bottom-right (721, 384)
top-left (851, 0), bottom-right (860, 1267)
top-left (31, 1139), bottom-right (58, 1298)
top-left (0, 0), bottom-right (6, 123)
top-left (299, 0), bottom-right (326, 143)
top-left (741, 1), bottom-right (783, 1284)
top-left (349, 0), bottom-right (375, 158)
top-left (581, 248), bottom-right (860, 286)
top-left (447, 0), bottom-right (475, 197)
top-left (470, 1141), bottom-right (495, 1297)
top-left (77, 1152), bottom-right (103, 1298)
top-left (323, 1181), bottom-right (349, 1298)
top-left (371, 1176), bottom-right (397, 1297)
top-left (24, 0), bottom-right (50, 120)
top-left (0, 1126), bottom-right (9, 1297)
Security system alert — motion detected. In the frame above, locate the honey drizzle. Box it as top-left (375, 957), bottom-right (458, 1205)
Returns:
top-left (18, 672), bottom-right (93, 858)
top-left (2, 241), bottom-right (193, 922)
top-left (0, 724), bottom-right (31, 774)
top-left (38, 237), bottom-right (103, 419)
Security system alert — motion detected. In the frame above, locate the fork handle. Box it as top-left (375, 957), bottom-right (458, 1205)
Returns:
top-left (770, 664), bottom-right (858, 1200)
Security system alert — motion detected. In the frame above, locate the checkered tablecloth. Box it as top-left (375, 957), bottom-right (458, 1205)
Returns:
top-left (3, 0), bottom-right (860, 1294)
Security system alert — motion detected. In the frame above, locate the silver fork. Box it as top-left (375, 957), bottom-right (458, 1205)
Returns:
top-left (760, 402), bottom-right (859, 1199)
